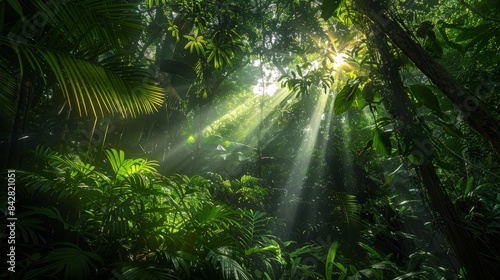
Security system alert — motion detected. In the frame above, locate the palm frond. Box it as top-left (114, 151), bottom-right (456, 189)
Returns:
top-left (114, 262), bottom-right (180, 280)
top-left (30, 0), bottom-right (143, 53)
top-left (105, 149), bottom-right (159, 179)
top-left (16, 46), bottom-right (164, 118)
top-left (1, 0), bottom-right (165, 119)
top-left (15, 213), bottom-right (48, 245)
top-left (206, 249), bottom-right (252, 280)
top-left (165, 84), bottom-right (185, 111)
top-left (25, 242), bottom-right (103, 280)
top-left (158, 250), bottom-right (198, 278)
top-left (193, 204), bottom-right (240, 229)
top-left (238, 210), bottom-right (270, 249)
top-left (332, 192), bottom-right (361, 228)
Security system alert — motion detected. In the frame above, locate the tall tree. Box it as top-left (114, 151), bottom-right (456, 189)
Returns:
top-left (318, 0), bottom-right (500, 278)
top-left (369, 22), bottom-right (490, 279)
top-left (353, 0), bottom-right (500, 157)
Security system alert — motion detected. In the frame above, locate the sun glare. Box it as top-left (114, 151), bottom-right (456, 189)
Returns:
top-left (252, 59), bottom-right (281, 96)
top-left (253, 82), bottom-right (278, 96)
top-left (333, 53), bottom-right (348, 69)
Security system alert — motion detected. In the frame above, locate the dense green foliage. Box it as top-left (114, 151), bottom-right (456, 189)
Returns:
top-left (1, 0), bottom-right (499, 279)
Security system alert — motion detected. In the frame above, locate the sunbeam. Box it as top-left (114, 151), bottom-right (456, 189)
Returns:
top-left (278, 92), bottom-right (331, 237)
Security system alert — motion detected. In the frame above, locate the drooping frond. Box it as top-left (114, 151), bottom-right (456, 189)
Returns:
top-left (113, 262), bottom-right (180, 280)
top-left (1, 0), bottom-right (165, 119)
top-left (24, 242), bottom-right (104, 280)
top-left (13, 45), bottom-right (164, 118)
top-left (206, 249), bottom-right (252, 280)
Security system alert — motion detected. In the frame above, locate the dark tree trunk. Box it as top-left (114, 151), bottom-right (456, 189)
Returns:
top-left (370, 24), bottom-right (490, 279)
top-left (354, 0), bottom-right (500, 157)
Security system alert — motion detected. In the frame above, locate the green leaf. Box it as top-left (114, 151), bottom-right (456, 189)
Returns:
top-left (409, 85), bottom-right (442, 114)
top-left (106, 149), bottom-right (125, 174)
top-left (383, 164), bottom-right (403, 187)
top-left (25, 243), bottom-right (103, 280)
top-left (14, 46), bottom-right (164, 118)
top-left (321, 0), bottom-right (341, 20)
top-left (325, 241), bottom-right (339, 280)
top-left (439, 122), bottom-right (464, 138)
top-left (207, 250), bottom-right (252, 280)
top-left (115, 262), bottom-right (179, 280)
top-left (359, 242), bottom-right (386, 261)
top-left (334, 80), bottom-right (360, 115)
top-left (372, 128), bottom-right (392, 157)
top-left (296, 64), bottom-right (303, 77)
top-left (352, 88), bottom-right (367, 110)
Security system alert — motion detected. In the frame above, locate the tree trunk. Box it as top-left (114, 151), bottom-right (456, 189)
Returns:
top-left (371, 25), bottom-right (490, 279)
top-left (354, 0), bottom-right (500, 157)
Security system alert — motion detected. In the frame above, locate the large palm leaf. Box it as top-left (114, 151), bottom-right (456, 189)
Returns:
top-left (24, 242), bottom-right (104, 280)
top-left (0, 0), bottom-right (164, 119)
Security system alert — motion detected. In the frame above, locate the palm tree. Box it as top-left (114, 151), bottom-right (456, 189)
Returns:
top-left (0, 0), bottom-right (165, 168)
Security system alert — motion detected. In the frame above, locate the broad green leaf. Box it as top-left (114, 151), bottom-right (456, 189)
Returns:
top-left (409, 85), bottom-right (442, 114)
top-left (352, 88), bottom-right (367, 110)
top-left (372, 128), bottom-right (392, 157)
top-left (334, 80), bottom-right (360, 115)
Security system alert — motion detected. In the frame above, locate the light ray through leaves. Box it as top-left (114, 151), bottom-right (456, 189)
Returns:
top-left (278, 92), bottom-right (331, 237)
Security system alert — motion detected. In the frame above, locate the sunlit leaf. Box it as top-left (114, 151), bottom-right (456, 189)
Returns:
top-left (325, 241), bottom-right (339, 280)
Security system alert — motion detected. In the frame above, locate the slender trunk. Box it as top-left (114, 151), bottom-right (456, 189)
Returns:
top-left (354, 0), bottom-right (500, 157)
top-left (371, 26), bottom-right (489, 279)
top-left (6, 73), bottom-right (32, 169)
